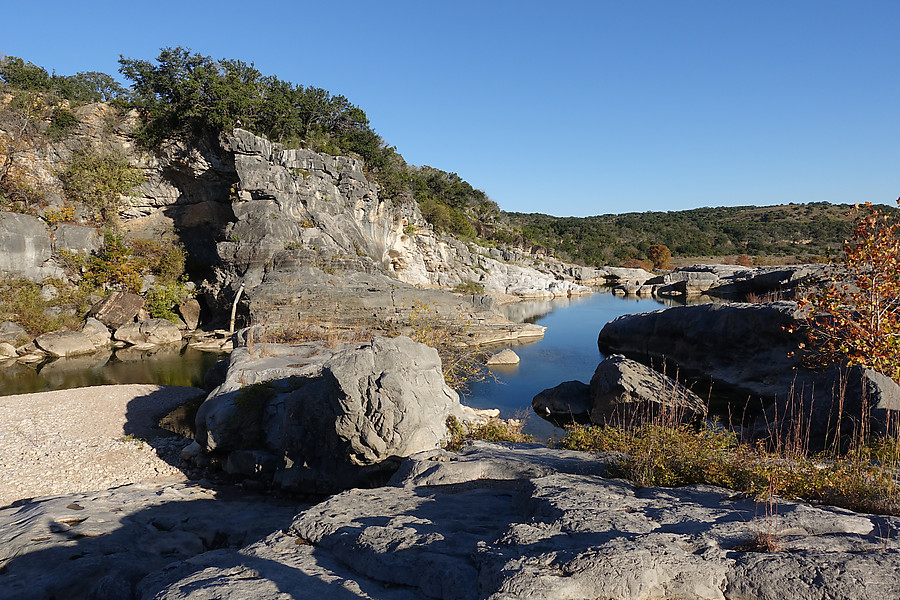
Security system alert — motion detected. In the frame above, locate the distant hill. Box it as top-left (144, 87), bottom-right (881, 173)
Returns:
top-left (505, 202), bottom-right (896, 266)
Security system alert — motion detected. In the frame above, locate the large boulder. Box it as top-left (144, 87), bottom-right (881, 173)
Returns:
top-left (598, 301), bottom-right (803, 399)
top-left (598, 301), bottom-right (900, 450)
top-left (588, 354), bottom-right (706, 426)
top-left (87, 292), bottom-right (145, 329)
top-left (533, 354), bottom-right (706, 428)
top-left (114, 319), bottom-right (183, 347)
top-left (195, 335), bottom-right (477, 493)
top-left (33, 330), bottom-right (97, 358)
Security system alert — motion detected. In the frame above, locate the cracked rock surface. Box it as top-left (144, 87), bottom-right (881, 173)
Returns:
top-left (142, 442), bottom-right (900, 600)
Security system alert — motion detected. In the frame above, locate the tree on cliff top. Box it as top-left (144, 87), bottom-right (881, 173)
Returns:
top-left (798, 199), bottom-right (900, 381)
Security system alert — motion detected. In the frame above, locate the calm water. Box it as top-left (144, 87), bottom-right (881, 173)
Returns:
top-left (0, 343), bottom-right (226, 396)
top-left (463, 292), bottom-right (677, 441)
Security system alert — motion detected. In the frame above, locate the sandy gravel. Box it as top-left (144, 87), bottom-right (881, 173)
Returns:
top-left (0, 384), bottom-right (206, 507)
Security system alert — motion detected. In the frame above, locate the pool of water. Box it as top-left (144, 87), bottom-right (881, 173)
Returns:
top-left (0, 343), bottom-right (226, 396)
top-left (462, 292), bottom-right (678, 441)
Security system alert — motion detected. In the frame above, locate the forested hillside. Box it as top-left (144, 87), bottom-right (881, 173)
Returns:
top-left (507, 202), bottom-right (893, 266)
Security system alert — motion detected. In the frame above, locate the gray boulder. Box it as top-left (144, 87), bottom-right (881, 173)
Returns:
top-left (599, 301), bottom-right (803, 400)
top-left (195, 335), bottom-right (474, 493)
top-left (0, 321), bottom-right (27, 345)
top-left (80, 317), bottom-right (111, 346)
top-left (598, 301), bottom-right (900, 450)
top-left (0, 341), bottom-right (17, 358)
top-left (87, 291), bottom-right (145, 329)
top-left (532, 380), bottom-right (592, 426)
top-left (588, 354), bottom-right (706, 426)
top-left (485, 348), bottom-right (520, 365)
top-left (51, 223), bottom-right (101, 255)
top-left (0, 212), bottom-right (65, 281)
top-left (33, 330), bottom-right (97, 357)
top-left (114, 319), bottom-right (183, 347)
top-left (533, 355), bottom-right (705, 427)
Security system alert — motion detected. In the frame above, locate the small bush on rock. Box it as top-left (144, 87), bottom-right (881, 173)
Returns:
top-left (444, 415), bottom-right (532, 452)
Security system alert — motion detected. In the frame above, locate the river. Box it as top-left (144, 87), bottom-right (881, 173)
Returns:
top-left (463, 292), bottom-right (678, 441)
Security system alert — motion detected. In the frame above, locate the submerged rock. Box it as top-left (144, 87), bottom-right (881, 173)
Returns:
top-left (486, 348), bottom-right (520, 365)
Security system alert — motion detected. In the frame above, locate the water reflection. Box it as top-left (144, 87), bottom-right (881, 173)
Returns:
top-left (0, 343), bottom-right (226, 396)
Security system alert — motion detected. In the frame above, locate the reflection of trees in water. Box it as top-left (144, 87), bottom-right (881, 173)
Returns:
top-left (0, 343), bottom-right (226, 396)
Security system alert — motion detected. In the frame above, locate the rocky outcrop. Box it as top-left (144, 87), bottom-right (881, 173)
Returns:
top-left (192, 335), bottom-right (488, 493)
top-left (615, 263), bottom-right (827, 300)
top-left (0, 212), bottom-right (65, 281)
top-left (533, 354), bottom-right (706, 427)
top-left (208, 129), bottom-right (590, 337)
top-left (598, 301), bottom-right (900, 449)
top-left (140, 442), bottom-right (900, 600)
top-left (598, 301), bottom-right (803, 399)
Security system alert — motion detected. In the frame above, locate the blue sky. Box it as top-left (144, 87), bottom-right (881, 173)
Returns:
top-left (3, 1), bottom-right (898, 216)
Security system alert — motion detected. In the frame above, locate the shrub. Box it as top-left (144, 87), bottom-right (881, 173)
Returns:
top-left (145, 282), bottom-right (194, 323)
top-left (47, 107), bottom-right (79, 139)
top-left (796, 200), bottom-right (900, 381)
top-left (61, 148), bottom-right (145, 225)
top-left (453, 280), bottom-right (485, 295)
top-left (444, 415), bottom-right (532, 452)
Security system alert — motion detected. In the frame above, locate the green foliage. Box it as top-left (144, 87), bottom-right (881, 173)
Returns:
top-left (0, 57), bottom-right (53, 91)
top-left (453, 280), bottom-right (485, 294)
top-left (61, 148), bottom-right (145, 225)
top-left (444, 415), bottom-right (532, 452)
top-left (0, 56), bottom-right (126, 104)
top-left (145, 282), bottom-right (194, 323)
top-left (0, 278), bottom-right (85, 337)
top-left (47, 107), bottom-right (79, 140)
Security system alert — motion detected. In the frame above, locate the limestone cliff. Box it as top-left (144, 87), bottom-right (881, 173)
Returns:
top-left (0, 103), bottom-right (608, 342)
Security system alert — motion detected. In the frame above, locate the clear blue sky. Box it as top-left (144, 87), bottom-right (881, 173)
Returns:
top-left (3, 1), bottom-right (898, 216)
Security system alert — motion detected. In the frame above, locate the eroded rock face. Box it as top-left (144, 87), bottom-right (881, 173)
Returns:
top-left (143, 442), bottom-right (900, 600)
top-left (211, 129), bottom-right (590, 332)
top-left (0, 212), bottom-right (64, 281)
top-left (195, 335), bottom-right (478, 493)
